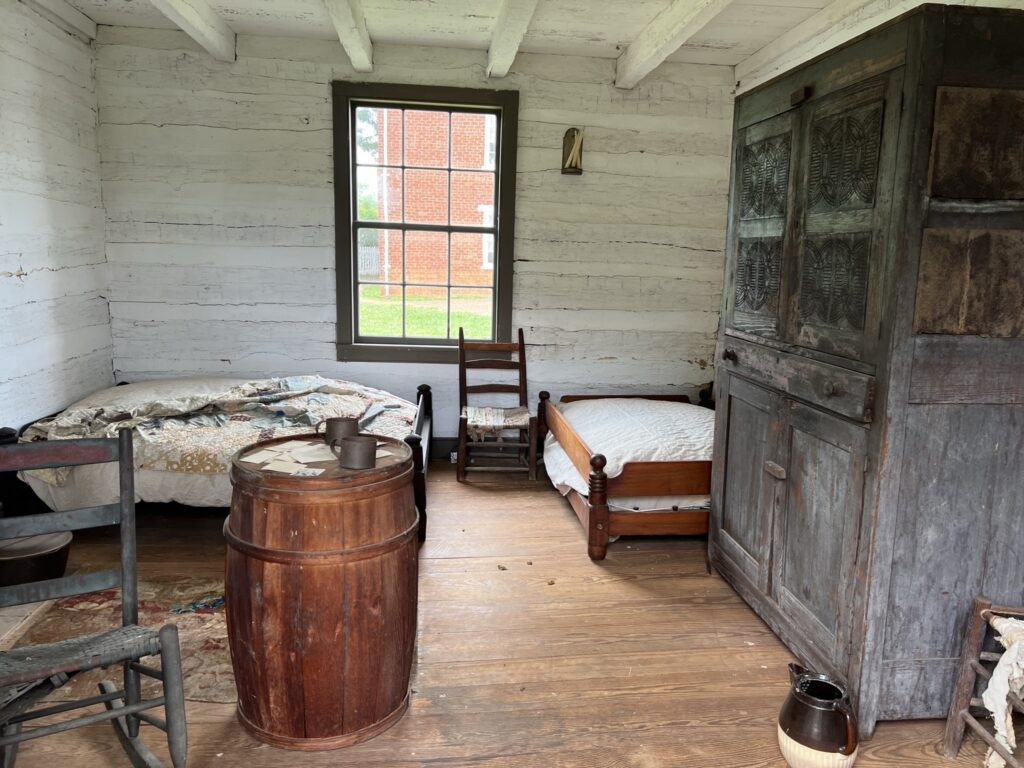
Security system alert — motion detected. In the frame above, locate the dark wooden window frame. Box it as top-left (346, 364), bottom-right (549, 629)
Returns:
top-left (332, 81), bottom-right (519, 364)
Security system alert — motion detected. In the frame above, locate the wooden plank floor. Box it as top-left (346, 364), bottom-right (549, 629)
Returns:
top-left (14, 464), bottom-right (993, 767)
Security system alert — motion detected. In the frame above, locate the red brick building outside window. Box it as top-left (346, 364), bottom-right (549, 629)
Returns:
top-left (353, 104), bottom-right (499, 342)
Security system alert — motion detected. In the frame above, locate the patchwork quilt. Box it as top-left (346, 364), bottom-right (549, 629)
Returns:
top-left (22, 375), bottom-right (418, 482)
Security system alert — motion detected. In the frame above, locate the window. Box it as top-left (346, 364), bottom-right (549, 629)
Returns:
top-left (332, 83), bottom-right (519, 363)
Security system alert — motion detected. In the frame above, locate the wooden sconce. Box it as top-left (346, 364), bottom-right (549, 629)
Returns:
top-left (562, 127), bottom-right (584, 174)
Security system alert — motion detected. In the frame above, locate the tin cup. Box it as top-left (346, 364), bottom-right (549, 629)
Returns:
top-left (331, 435), bottom-right (377, 470)
top-left (316, 417), bottom-right (358, 445)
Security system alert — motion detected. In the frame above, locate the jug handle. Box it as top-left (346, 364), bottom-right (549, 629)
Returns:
top-left (788, 663), bottom-right (808, 684)
top-left (315, 420), bottom-right (326, 434)
top-left (835, 698), bottom-right (857, 755)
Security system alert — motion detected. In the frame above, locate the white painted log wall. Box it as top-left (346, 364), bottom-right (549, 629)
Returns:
top-left (0, 1), bottom-right (113, 429)
top-left (95, 29), bottom-right (733, 435)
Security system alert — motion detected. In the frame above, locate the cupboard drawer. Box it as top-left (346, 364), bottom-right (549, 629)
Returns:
top-left (719, 336), bottom-right (875, 422)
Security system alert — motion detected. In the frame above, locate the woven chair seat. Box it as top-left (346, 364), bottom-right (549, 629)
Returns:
top-left (462, 405), bottom-right (530, 430)
top-left (0, 625), bottom-right (161, 688)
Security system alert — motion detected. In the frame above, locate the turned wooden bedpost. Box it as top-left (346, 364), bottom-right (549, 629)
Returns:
top-left (417, 383), bottom-right (433, 421)
top-left (588, 454), bottom-right (610, 561)
top-left (537, 391), bottom-right (550, 448)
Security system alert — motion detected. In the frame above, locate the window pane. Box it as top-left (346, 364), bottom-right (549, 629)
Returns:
top-left (451, 232), bottom-right (494, 287)
top-left (450, 287), bottom-right (493, 340)
top-left (405, 230), bottom-right (448, 285)
top-left (358, 284), bottom-right (403, 338)
top-left (404, 169), bottom-right (449, 225)
top-left (404, 110), bottom-right (449, 168)
top-left (356, 166), bottom-right (402, 222)
top-left (354, 107), bottom-right (402, 165)
top-left (450, 171), bottom-right (495, 226)
top-left (406, 286), bottom-right (448, 338)
top-left (451, 112), bottom-right (496, 170)
top-left (357, 228), bottom-right (403, 283)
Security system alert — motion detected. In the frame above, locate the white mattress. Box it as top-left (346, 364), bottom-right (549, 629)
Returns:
top-left (24, 464), bottom-right (230, 511)
top-left (543, 398), bottom-right (715, 513)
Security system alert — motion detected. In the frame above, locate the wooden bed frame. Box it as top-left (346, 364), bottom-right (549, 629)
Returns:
top-left (536, 391), bottom-right (712, 561)
top-left (11, 382), bottom-right (435, 543)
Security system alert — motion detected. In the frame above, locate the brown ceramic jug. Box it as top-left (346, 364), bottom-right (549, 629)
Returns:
top-left (777, 664), bottom-right (858, 768)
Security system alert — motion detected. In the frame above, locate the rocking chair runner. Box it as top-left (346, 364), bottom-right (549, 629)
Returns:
top-left (0, 429), bottom-right (187, 768)
top-left (457, 328), bottom-right (538, 481)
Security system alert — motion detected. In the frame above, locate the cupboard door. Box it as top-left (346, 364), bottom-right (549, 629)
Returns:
top-left (771, 402), bottom-right (866, 670)
top-left (712, 374), bottom-right (780, 592)
top-left (789, 72), bottom-right (902, 362)
top-left (726, 111), bottom-right (799, 340)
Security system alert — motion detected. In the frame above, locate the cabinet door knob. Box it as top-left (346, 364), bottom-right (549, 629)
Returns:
top-left (764, 461), bottom-right (787, 481)
top-left (722, 348), bottom-right (738, 363)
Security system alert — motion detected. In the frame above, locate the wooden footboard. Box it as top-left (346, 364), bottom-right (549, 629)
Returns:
top-left (538, 391), bottom-right (712, 561)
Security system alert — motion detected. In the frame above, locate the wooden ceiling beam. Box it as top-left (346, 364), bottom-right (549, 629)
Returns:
top-left (486, 0), bottom-right (541, 78)
top-left (325, 0), bottom-right (373, 72)
top-left (148, 0), bottom-right (235, 61)
top-left (614, 0), bottom-right (735, 89)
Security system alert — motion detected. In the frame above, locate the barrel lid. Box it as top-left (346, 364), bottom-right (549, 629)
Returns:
top-left (231, 433), bottom-right (412, 490)
top-left (0, 532), bottom-right (73, 560)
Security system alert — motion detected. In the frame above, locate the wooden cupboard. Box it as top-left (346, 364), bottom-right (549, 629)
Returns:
top-left (710, 4), bottom-right (1024, 737)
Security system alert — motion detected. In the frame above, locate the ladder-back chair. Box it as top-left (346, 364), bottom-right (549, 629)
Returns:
top-left (0, 429), bottom-right (186, 767)
top-left (457, 327), bottom-right (537, 481)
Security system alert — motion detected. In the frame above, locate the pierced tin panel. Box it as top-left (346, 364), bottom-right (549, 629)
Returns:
top-left (740, 134), bottom-right (791, 220)
top-left (734, 237), bottom-right (782, 332)
top-left (799, 234), bottom-right (870, 331)
top-left (808, 102), bottom-right (883, 213)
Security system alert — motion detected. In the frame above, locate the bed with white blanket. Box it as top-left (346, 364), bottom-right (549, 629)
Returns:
top-left (538, 393), bottom-right (714, 560)
top-left (18, 376), bottom-right (433, 533)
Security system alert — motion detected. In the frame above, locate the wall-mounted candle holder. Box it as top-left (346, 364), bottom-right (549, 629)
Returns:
top-left (562, 127), bottom-right (584, 174)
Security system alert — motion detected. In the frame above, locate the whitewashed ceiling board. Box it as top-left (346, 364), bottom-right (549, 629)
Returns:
top-left (669, 0), bottom-right (829, 65)
top-left (363, 0), bottom-right (501, 48)
top-left (520, 0), bottom-right (670, 58)
top-left (215, 0), bottom-right (334, 38)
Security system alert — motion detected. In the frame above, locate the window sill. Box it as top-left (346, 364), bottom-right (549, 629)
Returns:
top-left (336, 343), bottom-right (459, 364)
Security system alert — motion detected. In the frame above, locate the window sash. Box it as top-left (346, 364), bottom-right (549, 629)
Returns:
top-left (349, 102), bottom-right (499, 346)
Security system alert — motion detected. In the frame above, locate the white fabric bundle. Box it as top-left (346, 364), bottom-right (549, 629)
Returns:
top-left (983, 616), bottom-right (1024, 768)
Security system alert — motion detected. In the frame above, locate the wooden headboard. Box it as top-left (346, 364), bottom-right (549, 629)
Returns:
top-left (559, 393), bottom-right (691, 404)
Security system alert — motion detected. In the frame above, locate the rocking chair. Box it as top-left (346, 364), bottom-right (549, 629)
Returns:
top-left (0, 428), bottom-right (187, 767)
top-left (457, 327), bottom-right (538, 481)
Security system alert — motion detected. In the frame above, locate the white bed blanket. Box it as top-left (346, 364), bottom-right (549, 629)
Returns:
top-left (543, 398), bottom-right (715, 513)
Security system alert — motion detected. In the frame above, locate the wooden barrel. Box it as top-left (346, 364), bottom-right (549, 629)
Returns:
top-left (225, 433), bottom-right (418, 750)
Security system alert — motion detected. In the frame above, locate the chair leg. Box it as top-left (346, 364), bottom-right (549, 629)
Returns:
top-left (527, 418), bottom-right (538, 481)
top-left (942, 597), bottom-right (992, 758)
top-left (124, 659), bottom-right (142, 739)
top-left (456, 417), bottom-right (468, 482)
top-left (100, 681), bottom-right (164, 768)
top-left (159, 625), bottom-right (188, 768)
top-left (0, 723), bottom-right (21, 768)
